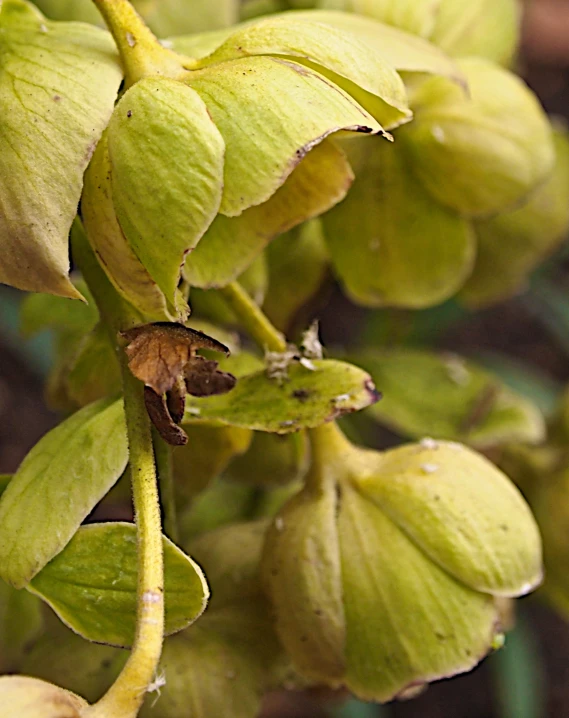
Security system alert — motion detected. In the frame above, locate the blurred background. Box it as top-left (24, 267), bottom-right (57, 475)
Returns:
top-left (2, 0), bottom-right (569, 716)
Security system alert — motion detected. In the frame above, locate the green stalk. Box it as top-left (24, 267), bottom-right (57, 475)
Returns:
top-left (73, 226), bottom-right (164, 718)
top-left (91, 0), bottom-right (191, 87)
top-left (219, 281), bottom-right (287, 353)
top-left (153, 429), bottom-right (179, 544)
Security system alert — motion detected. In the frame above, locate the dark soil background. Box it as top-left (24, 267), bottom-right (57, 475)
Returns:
top-left (1, 2), bottom-right (569, 717)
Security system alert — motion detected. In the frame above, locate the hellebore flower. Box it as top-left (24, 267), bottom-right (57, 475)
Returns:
top-left (262, 422), bottom-right (542, 701)
top-left (80, 0), bottom-right (412, 321)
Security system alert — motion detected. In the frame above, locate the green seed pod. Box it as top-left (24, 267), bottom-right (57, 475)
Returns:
top-left (262, 423), bottom-right (542, 701)
top-left (402, 58), bottom-right (555, 218)
top-left (430, 0), bottom-right (521, 66)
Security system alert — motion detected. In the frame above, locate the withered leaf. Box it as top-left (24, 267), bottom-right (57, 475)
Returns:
top-left (184, 356), bottom-right (237, 397)
top-left (167, 376), bottom-right (188, 425)
top-left (121, 322), bottom-right (231, 395)
top-left (145, 387), bottom-right (189, 447)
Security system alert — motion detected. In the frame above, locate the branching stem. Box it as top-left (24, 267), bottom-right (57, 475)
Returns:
top-left (219, 281), bottom-right (287, 353)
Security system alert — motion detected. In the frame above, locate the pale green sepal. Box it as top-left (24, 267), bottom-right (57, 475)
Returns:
top-left (261, 485), bottom-right (345, 681)
top-left (461, 126), bottom-right (569, 308)
top-left (355, 442), bottom-right (543, 596)
top-left (355, 349), bottom-right (546, 448)
top-left (430, 0), bottom-right (521, 67)
top-left (339, 483), bottom-right (498, 701)
top-left (317, 0), bottom-right (439, 38)
top-left (183, 359), bottom-right (379, 432)
top-left (0, 676), bottom-right (87, 718)
top-left (291, 10), bottom-right (463, 82)
top-left (0, 397), bottom-right (128, 588)
top-left (0, 1), bottom-right (122, 298)
top-left (323, 137), bottom-right (475, 308)
top-left (184, 138), bottom-right (352, 288)
top-left (28, 522), bottom-right (209, 647)
top-left (194, 14), bottom-right (409, 129)
top-left (81, 138), bottom-right (177, 321)
top-left (186, 55), bottom-right (384, 217)
top-left (0, 581), bottom-right (43, 671)
top-left (403, 58), bottom-right (555, 217)
top-left (107, 77), bottom-right (225, 305)
top-left (21, 627), bottom-right (126, 704)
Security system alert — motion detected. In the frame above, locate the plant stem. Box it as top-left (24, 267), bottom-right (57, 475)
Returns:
top-left (73, 225), bottom-right (164, 718)
top-left (153, 429), bottom-right (179, 544)
top-left (91, 0), bottom-right (189, 87)
top-left (219, 281), bottom-right (287, 353)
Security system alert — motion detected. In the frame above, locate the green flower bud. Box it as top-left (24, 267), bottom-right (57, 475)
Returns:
top-left (262, 423), bottom-right (542, 701)
top-left (430, 0), bottom-right (521, 66)
top-left (460, 125), bottom-right (569, 308)
top-left (402, 58), bottom-right (554, 218)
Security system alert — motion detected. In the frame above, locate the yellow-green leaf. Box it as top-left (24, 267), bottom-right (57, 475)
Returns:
top-left (183, 359), bottom-right (379, 432)
top-left (0, 581), bottom-right (43, 672)
top-left (317, 0), bottom-right (439, 38)
top-left (0, 0), bottom-right (122, 297)
top-left (323, 136), bottom-right (475, 308)
top-left (0, 398), bottom-right (128, 588)
top-left (28, 523), bottom-right (209, 647)
top-left (355, 349), bottom-right (545, 448)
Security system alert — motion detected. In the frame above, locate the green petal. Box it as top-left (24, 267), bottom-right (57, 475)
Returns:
top-left (0, 398), bottom-right (128, 588)
top-left (183, 359), bottom-right (379, 432)
top-left (355, 442), bottom-right (543, 596)
top-left (0, 0), bottom-right (122, 297)
top-left (28, 522), bottom-right (209, 647)
top-left (460, 126), bottom-right (569, 308)
top-left (402, 58), bottom-right (555, 217)
top-left (194, 14), bottom-right (410, 129)
top-left (184, 138), bottom-right (352, 288)
top-left (339, 483), bottom-right (498, 701)
top-left (291, 9), bottom-right (463, 81)
top-left (317, 0), bottom-right (438, 38)
top-left (107, 77), bottom-right (225, 305)
top-left (430, 0), bottom-right (521, 67)
top-left (355, 348), bottom-right (545, 447)
top-left (323, 136), bottom-right (475, 308)
top-left (82, 135), bottom-right (178, 321)
top-left (186, 55), bottom-right (385, 217)
top-left (261, 486), bottom-right (345, 681)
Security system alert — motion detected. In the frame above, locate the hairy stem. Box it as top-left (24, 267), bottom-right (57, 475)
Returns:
top-left (91, 0), bottom-right (189, 87)
top-left (219, 281), bottom-right (287, 353)
top-left (153, 429), bottom-right (179, 544)
top-left (74, 225), bottom-right (164, 718)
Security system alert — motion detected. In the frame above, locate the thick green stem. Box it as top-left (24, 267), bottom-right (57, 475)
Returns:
top-left (91, 0), bottom-right (189, 87)
top-left (73, 226), bottom-right (164, 718)
top-left (306, 422), bottom-right (356, 491)
top-left (153, 429), bottom-right (179, 544)
top-left (219, 281), bottom-right (287, 353)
